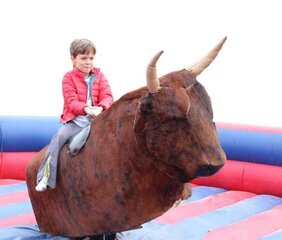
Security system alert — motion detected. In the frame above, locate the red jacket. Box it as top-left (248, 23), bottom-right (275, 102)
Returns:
top-left (60, 67), bottom-right (113, 123)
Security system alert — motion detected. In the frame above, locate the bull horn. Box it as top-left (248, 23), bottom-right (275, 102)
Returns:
top-left (186, 36), bottom-right (227, 77)
top-left (147, 50), bottom-right (163, 93)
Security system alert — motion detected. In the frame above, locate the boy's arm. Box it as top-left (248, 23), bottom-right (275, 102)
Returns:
top-left (62, 73), bottom-right (87, 115)
top-left (97, 73), bottom-right (114, 110)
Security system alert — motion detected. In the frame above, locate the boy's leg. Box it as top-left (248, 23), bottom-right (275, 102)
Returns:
top-left (36, 122), bottom-right (82, 190)
top-left (35, 156), bottom-right (51, 192)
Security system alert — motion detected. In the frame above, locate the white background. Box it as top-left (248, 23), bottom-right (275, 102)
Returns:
top-left (0, 0), bottom-right (281, 127)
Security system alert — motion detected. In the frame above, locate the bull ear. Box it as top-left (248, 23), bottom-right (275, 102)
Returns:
top-left (133, 100), bottom-right (152, 157)
top-left (186, 37), bottom-right (227, 77)
top-left (133, 105), bottom-right (146, 137)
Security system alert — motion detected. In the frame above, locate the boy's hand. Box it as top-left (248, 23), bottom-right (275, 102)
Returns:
top-left (84, 106), bottom-right (103, 117)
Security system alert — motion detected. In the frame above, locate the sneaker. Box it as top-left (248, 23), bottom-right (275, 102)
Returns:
top-left (35, 176), bottom-right (48, 192)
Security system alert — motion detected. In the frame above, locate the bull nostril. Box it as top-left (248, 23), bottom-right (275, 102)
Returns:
top-left (196, 164), bottom-right (223, 177)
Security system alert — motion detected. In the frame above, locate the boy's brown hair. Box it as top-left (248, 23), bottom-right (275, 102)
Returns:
top-left (70, 39), bottom-right (96, 58)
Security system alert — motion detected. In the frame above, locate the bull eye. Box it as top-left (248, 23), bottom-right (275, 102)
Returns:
top-left (172, 115), bottom-right (189, 123)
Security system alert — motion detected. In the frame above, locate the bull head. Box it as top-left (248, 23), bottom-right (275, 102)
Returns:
top-left (134, 37), bottom-right (227, 183)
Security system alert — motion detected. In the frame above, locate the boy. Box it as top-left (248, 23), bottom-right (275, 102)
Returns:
top-left (36, 38), bottom-right (113, 192)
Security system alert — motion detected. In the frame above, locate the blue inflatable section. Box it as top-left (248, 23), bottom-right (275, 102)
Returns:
top-left (218, 128), bottom-right (282, 166)
top-left (260, 230), bottom-right (282, 240)
top-left (0, 182), bottom-right (27, 195)
top-left (0, 116), bottom-right (60, 152)
top-left (0, 225), bottom-right (70, 240)
top-left (181, 186), bottom-right (226, 202)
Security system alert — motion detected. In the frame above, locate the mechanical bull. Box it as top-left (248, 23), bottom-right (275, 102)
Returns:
top-left (26, 37), bottom-right (227, 237)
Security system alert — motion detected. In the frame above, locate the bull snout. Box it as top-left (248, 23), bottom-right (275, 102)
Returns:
top-left (196, 163), bottom-right (223, 177)
top-left (195, 146), bottom-right (226, 177)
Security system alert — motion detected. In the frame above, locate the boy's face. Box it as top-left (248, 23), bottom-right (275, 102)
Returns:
top-left (72, 52), bottom-right (95, 75)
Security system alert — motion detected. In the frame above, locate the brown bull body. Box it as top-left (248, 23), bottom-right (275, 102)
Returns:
top-left (26, 38), bottom-right (227, 237)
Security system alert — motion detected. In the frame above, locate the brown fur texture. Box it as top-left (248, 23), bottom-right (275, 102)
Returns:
top-left (26, 70), bottom-right (226, 237)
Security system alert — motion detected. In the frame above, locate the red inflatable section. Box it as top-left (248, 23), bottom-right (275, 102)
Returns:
top-left (155, 190), bottom-right (255, 224)
top-left (217, 122), bottom-right (282, 134)
top-left (0, 152), bottom-right (37, 180)
top-left (192, 160), bottom-right (282, 197)
top-left (204, 205), bottom-right (282, 240)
